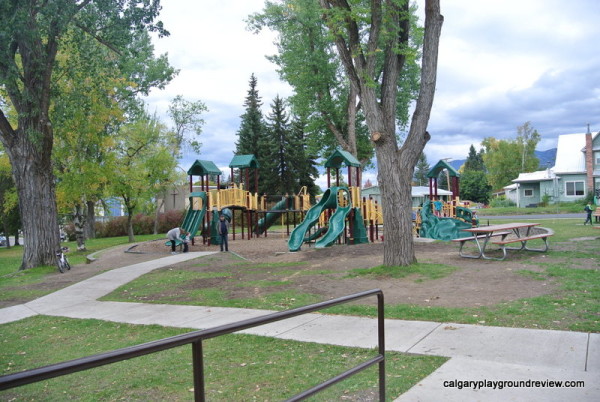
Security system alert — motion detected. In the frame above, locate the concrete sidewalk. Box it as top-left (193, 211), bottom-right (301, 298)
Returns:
top-left (1, 251), bottom-right (598, 401)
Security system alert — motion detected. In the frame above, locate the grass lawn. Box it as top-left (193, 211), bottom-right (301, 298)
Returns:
top-left (0, 234), bottom-right (165, 303)
top-left (0, 316), bottom-right (445, 401)
top-left (0, 217), bottom-right (597, 399)
top-left (101, 219), bottom-right (599, 332)
top-left (477, 202), bottom-right (588, 215)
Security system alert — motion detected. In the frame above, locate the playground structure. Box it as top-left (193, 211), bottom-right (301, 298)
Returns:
top-left (170, 149), bottom-right (384, 251)
top-left (173, 155), bottom-right (318, 248)
top-left (415, 159), bottom-right (479, 240)
top-left (172, 152), bottom-right (480, 250)
top-left (288, 148), bottom-right (378, 252)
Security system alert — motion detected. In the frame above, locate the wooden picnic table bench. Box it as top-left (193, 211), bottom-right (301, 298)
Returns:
top-left (456, 223), bottom-right (553, 261)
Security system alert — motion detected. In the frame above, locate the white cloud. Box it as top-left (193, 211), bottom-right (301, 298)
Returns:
top-left (146, 0), bottom-right (600, 185)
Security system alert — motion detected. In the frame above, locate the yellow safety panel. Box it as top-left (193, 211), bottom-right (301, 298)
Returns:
top-left (192, 197), bottom-right (203, 211)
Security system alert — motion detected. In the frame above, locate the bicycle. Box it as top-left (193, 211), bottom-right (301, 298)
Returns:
top-left (56, 247), bottom-right (71, 273)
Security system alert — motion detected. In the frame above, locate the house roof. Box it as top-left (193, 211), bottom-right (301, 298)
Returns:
top-left (511, 169), bottom-right (556, 184)
top-left (359, 186), bottom-right (452, 197)
top-left (229, 154), bottom-right (259, 169)
top-left (187, 160), bottom-right (222, 176)
top-left (412, 186), bottom-right (452, 197)
top-left (553, 133), bottom-right (586, 173)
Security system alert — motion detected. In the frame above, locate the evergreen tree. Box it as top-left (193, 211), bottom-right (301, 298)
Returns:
top-left (461, 145), bottom-right (491, 203)
top-left (414, 153), bottom-right (430, 186)
top-left (262, 95), bottom-right (290, 194)
top-left (460, 171), bottom-right (491, 204)
top-left (290, 115), bottom-right (320, 199)
top-left (235, 74), bottom-right (267, 193)
top-left (463, 145), bottom-right (486, 172)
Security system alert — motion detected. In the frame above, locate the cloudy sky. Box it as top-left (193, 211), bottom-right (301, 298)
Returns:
top-left (144, 0), bottom-right (600, 186)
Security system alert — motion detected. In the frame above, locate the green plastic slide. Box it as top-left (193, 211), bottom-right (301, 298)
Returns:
top-left (288, 187), bottom-right (339, 251)
top-left (419, 200), bottom-right (471, 241)
top-left (314, 200), bottom-right (351, 248)
top-left (165, 192), bottom-right (207, 246)
top-left (255, 198), bottom-right (289, 235)
top-left (351, 208), bottom-right (369, 244)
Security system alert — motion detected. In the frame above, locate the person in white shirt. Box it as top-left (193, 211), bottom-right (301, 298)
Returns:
top-left (167, 227), bottom-right (188, 253)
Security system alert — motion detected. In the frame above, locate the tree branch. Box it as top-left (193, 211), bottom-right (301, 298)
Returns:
top-left (381, 0), bottom-right (410, 127)
top-left (401, 0), bottom-right (443, 167)
top-left (322, 111), bottom-right (350, 151)
top-left (74, 23), bottom-right (123, 56)
top-left (0, 108), bottom-right (16, 148)
top-left (319, 0), bottom-right (362, 96)
top-left (366, 0), bottom-right (382, 75)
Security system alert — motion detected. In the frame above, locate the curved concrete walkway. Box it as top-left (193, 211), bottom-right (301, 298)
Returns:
top-left (1, 251), bottom-right (598, 401)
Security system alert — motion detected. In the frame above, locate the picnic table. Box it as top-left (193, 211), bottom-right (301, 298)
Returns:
top-left (452, 222), bottom-right (553, 261)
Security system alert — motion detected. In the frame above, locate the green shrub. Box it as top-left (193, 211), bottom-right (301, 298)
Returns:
top-left (489, 197), bottom-right (515, 208)
top-left (91, 210), bottom-right (185, 238)
top-left (539, 193), bottom-right (551, 207)
top-left (101, 216), bottom-right (129, 237)
top-left (132, 213), bottom-right (154, 235)
top-left (157, 209), bottom-right (185, 233)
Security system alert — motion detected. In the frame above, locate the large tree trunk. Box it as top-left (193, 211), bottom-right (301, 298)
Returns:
top-left (378, 1), bottom-right (442, 266)
top-left (322, 0), bottom-right (443, 266)
top-left (0, 3), bottom-right (61, 269)
top-left (85, 199), bottom-right (96, 239)
top-left (374, 138), bottom-right (418, 265)
top-left (125, 203), bottom-right (135, 243)
top-left (6, 125), bottom-right (61, 269)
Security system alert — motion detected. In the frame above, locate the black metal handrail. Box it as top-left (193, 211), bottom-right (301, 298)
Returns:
top-left (0, 289), bottom-right (386, 401)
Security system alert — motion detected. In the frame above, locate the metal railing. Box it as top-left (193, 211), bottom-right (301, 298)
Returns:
top-left (0, 289), bottom-right (386, 401)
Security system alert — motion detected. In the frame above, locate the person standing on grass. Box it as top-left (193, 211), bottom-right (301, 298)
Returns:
top-left (584, 202), bottom-right (594, 225)
top-left (217, 214), bottom-right (230, 252)
top-left (167, 227), bottom-right (188, 254)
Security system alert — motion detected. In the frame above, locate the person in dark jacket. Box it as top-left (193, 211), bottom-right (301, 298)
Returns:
top-left (584, 203), bottom-right (594, 225)
top-left (217, 214), bottom-right (230, 251)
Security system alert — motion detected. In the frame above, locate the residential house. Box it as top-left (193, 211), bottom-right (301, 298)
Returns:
top-left (361, 186), bottom-right (453, 207)
top-left (505, 130), bottom-right (600, 207)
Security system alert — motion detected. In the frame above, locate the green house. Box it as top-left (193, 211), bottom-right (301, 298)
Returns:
top-left (505, 131), bottom-right (600, 206)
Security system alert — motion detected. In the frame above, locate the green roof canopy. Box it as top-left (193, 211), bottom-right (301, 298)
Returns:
top-left (229, 154), bottom-right (259, 169)
top-left (187, 160), bottom-right (222, 176)
top-left (426, 160), bottom-right (460, 178)
top-left (324, 148), bottom-right (361, 168)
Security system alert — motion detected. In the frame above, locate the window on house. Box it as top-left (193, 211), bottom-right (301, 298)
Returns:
top-left (565, 181), bottom-right (585, 196)
top-left (524, 189), bottom-right (534, 197)
top-left (594, 151), bottom-right (600, 167)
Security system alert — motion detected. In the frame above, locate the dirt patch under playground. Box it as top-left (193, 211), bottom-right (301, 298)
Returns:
top-left (4, 231), bottom-right (598, 310)
top-left (104, 235), bottom-right (562, 308)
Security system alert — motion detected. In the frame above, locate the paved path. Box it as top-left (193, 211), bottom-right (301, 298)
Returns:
top-left (1, 252), bottom-right (598, 401)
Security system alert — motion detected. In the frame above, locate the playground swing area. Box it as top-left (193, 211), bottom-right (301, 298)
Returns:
top-left (169, 151), bottom-right (480, 252)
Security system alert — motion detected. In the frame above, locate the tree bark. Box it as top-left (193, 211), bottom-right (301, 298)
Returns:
top-left (85, 200), bottom-right (96, 239)
top-left (125, 202), bottom-right (135, 243)
top-left (322, 0), bottom-right (443, 266)
top-left (5, 122), bottom-right (61, 269)
top-left (73, 204), bottom-right (87, 251)
top-left (154, 198), bottom-right (164, 235)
